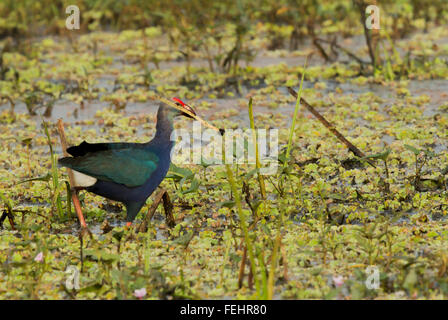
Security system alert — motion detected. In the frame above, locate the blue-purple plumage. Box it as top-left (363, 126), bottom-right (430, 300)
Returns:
top-left (58, 103), bottom-right (191, 222)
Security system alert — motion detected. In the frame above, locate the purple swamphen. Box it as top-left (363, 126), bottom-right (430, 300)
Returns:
top-left (58, 98), bottom-right (196, 227)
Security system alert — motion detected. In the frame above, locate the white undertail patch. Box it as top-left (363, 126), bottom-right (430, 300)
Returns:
top-left (72, 170), bottom-right (97, 187)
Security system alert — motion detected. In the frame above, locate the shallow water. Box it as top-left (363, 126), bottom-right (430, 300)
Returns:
top-left (4, 79), bottom-right (447, 129)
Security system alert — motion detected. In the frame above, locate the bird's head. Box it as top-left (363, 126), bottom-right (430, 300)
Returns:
top-left (171, 97), bottom-right (196, 118)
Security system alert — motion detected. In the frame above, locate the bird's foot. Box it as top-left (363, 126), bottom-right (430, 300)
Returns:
top-left (123, 222), bottom-right (138, 241)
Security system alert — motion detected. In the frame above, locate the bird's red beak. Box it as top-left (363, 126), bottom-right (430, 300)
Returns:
top-left (172, 97), bottom-right (196, 118)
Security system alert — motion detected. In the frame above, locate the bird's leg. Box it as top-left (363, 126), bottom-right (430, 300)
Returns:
top-left (162, 191), bottom-right (175, 228)
top-left (72, 190), bottom-right (92, 238)
top-left (72, 191), bottom-right (86, 227)
top-left (57, 119), bottom-right (92, 238)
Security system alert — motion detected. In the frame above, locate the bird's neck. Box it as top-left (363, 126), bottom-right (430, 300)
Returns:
top-left (151, 105), bottom-right (174, 146)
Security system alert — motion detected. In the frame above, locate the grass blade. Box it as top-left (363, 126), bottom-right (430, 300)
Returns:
top-left (222, 138), bottom-right (260, 296)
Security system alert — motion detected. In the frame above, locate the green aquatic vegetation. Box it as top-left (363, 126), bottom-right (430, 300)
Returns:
top-left (42, 120), bottom-right (64, 219)
top-left (166, 164), bottom-right (200, 196)
top-left (363, 148), bottom-right (392, 181)
top-left (1, 3), bottom-right (448, 299)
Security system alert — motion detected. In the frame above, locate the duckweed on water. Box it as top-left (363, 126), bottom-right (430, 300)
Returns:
top-left (1, 0), bottom-right (448, 300)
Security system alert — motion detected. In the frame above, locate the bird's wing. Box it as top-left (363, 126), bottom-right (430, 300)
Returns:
top-left (59, 149), bottom-right (159, 187)
top-left (67, 141), bottom-right (139, 157)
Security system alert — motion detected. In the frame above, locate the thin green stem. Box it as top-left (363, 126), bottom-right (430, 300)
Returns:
top-left (223, 141), bottom-right (260, 295)
top-left (248, 97), bottom-right (266, 200)
top-left (285, 57), bottom-right (307, 163)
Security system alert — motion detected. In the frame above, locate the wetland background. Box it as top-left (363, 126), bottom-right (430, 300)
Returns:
top-left (1, 0), bottom-right (448, 299)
